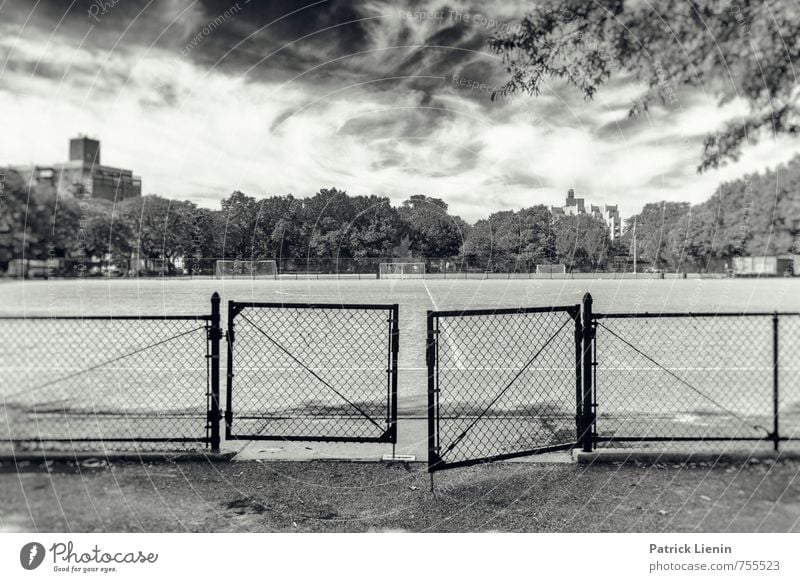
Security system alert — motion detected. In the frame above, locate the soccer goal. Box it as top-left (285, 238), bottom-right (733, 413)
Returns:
top-left (535, 264), bottom-right (567, 276)
top-left (215, 260), bottom-right (277, 279)
top-left (379, 262), bottom-right (426, 279)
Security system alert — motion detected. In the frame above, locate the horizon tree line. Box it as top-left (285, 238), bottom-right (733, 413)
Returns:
top-left (1, 155), bottom-right (799, 275)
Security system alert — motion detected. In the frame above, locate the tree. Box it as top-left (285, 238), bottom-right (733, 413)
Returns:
top-left (621, 201), bottom-right (691, 268)
top-left (0, 170), bottom-right (45, 265)
top-left (0, 170), bottom-right (89, 267)
top-left (118, 195), bottom-right (196, 272)
top-left (187, 207), bottom-right (224, 259)
top-left (346, 195), bottom-right (403, 258)
top-left (489, 0), bottom-right (800, 171)
top-left (260, 195), bottom-right (305, 259)
top-left (399, 195), bottom-right (465, 257)
top-left (669, 155), bottom-right (800, 268)
top-left (553, 213), bottom-right (611, 270)
top-left (462, 205), bottom-right (555, 270)
top-left (72, 199), bottom-right (134, 264)
top-left (303, 188), bottom-right (358, 258)
top-left (219, 190), bottom-right (258, 259)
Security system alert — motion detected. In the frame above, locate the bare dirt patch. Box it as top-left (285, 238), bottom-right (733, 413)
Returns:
top-left (1, 458), bottom-right (798, 532)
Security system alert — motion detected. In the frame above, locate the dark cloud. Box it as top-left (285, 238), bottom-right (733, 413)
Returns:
top-left (2, 0), bottom-right (785, 219)
top-left (1, 0), bottom-right (515, 83)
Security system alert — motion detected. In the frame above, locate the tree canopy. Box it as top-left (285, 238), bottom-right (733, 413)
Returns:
top-left (489, 0), bottom-right (800, 171)
top-left (622, 154), bottom-right (800, 270)
top-left (2, 154), bottom-right (797, 275)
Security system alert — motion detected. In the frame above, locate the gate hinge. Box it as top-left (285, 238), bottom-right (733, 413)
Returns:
top-left (207, 327), bottom-right (223, 341)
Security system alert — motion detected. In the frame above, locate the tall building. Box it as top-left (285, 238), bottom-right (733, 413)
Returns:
top-left (551, 189), bottom-right (622, 240)
top-left (11, 136), bottom-right (141, 201)
top-left (561, 188), bottom-right (585, 215)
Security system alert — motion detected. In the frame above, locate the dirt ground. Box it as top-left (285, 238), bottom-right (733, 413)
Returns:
top-left (1, 458), bottom-right (798, 533)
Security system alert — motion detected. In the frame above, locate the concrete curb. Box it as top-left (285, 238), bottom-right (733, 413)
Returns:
top-left (0, 451), bottom-right (236, 464)
top-left (576, 449), bottom-right (800, 465)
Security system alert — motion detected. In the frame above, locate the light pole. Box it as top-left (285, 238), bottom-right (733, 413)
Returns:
top-left (632, 217), bottom-right (637, 276)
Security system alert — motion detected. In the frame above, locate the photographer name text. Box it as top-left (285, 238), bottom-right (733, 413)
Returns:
top-left (650, 543), bottom-right (733, 555)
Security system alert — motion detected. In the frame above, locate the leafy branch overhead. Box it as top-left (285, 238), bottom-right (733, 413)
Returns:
top-left (488, 0), bottom-right (800, 172)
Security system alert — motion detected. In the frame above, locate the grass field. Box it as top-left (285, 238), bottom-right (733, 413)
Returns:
top-left (1, 278), bottom-right (799, 456)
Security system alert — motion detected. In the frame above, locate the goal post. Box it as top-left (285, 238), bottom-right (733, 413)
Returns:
top-left (215, 259), bottom-right (278, 279)
top-left (535, 264), bottom-right (567, 276)
top-left (379, 262), bottom-right (426, 279)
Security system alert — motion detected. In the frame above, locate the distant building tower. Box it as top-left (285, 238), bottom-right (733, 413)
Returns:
top-left (562, 188), bottom-right (585, 214)
top-left (601, 204), bottom-right (621, 241)
top-left (69, 136), bottom-right (101, 166)
top-left (550, 189), bottom-right (621, 240)
top-left (10, 137), bottom-right (141, 201)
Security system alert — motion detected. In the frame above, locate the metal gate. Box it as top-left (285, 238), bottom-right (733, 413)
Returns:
top-left (427, 305), bottom-right (584, 471)
top-left (0, 294), bottom-right (222, 451)
top-left (588, 301), bottom-right (800, 450)
top-left (225, 301), bottom-right (398, 443)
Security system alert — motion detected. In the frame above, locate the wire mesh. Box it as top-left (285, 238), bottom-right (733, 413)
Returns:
top-left (0, 316), bottom-right (211, 451)
top-left (778, 314), bottom-right (800, 442)
top-left (430, 307), bottom-right (580, 469)
top-left (228, 304), bottom-right (396, 441)
top-left (593, 314), bottom-right (788, 444)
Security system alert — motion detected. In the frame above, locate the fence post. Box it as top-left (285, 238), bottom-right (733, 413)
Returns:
top-left (574, 306), bottom-right (584, 445)
top-left (225, 301), bottom-right (235, 439)
top-left (389, 305), bottom-right (400, 448)
top-left (426, 311), bottom-right (439, 471)
top-left (209, 292), bottom-right (222, 452)
top-left (773, 312), bottom-right (780, 452)
top-left (581, 292), bottom-right (595, 453)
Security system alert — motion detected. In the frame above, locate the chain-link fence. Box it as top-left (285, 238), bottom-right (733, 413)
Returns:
top-left (592, 311), bottom-right (800, 448)
top-left (6, 255), bottom-right (752, 279)
top-left (427, 306), bottom-right (581, 471)
top-left (0, 315), bottom-right (214, 451)
top-left (427, 296), bottom-right (800, 472)
top-left (226, 302), bottom-right (398, 442)
top-left (778, 314), bottom-right (800, 442)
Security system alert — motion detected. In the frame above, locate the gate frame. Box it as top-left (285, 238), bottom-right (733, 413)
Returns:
top-left (225, 301), bottom-right (399, 444)
top-left (1, 295), bottom-right (221, 450)
top-left (584, 292), bottom-right (800, 452)
top-left (427, 304), bottom-right (584, 472)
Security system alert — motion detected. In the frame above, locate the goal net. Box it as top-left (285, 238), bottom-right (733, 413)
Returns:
top-left (215, 260), bottom-right (277, 279)
top-left (379, 262), bottom-right (426, 279)
top-left (535, 264), bottom-right (567, 275)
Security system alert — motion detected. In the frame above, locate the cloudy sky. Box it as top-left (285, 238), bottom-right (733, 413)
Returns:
top-left (1, 0), bottom-right (798, 221)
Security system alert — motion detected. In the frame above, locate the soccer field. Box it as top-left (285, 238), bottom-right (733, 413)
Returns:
top-left (1, 278), bottom-right (799, 454)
